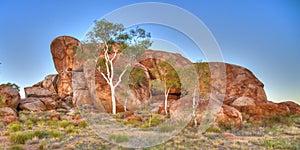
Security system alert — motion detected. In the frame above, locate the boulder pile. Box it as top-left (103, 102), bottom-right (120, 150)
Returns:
top-left (1, 35), bottom-right (299, 129)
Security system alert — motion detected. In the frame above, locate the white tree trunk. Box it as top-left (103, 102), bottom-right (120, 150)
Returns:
top-left (124, 98), bottom-right (127, 112)
top-left (164, 88), bottom-right (170, 115)
top-left (99, 46), bottom-right (128, 115)
top-left (192, 88), bottom-right (197, 126)
top-left (110, 85), bottom-right (116, 114)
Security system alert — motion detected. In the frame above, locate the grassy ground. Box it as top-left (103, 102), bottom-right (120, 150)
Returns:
top-left (0, 110), bottom-right (299, 150)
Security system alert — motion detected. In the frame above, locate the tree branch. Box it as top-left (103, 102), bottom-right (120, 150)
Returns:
top-left (114, 64), bottom-right (129, 88)
top-left (101, 72), bottom-right (110, 84)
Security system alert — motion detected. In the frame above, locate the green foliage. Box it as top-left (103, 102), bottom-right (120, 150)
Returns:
top-left (58, 120), bottom-right (73, 128)
top-left (158, 125), bottom-right (176, 133)
top-left (0, 95), bottom-right (3, 107)
top-left (10, 129), bottom-right (62, 145)
top-left (125, 120), bottom-right (141, 127)
top-left (10, 144), bottom-right (24, 150)
top-left (109, 134), bottom-right (129, 143)
top-left (150, 117), bottom-right (161, 126)
top-left (0, 82), bottom-right (20, 91)
top-left (194, 63), bottom-right (211, 95)
top-left (259, 115), bottom-right (294, 127)
top-left (66, 126), bottom-right (79, 134)
top-left (86, 19), bottom-right (151, 57)
top-left (151, 61), bottom-right (181, 92)
top-left (78, 121), bottom-right (88, 128)
top-left (206, 126), bottom-right (222, 133)
top-left (129, 68), bottom-right (147, 86)
top-left (8, 122), bottom-right (23, 132)
top-left (218, 121), bottom-right (235, 130)
top-left (10, 132), bottom-right (32, 144)
top-left (258, 138), bottom-right (300, 149)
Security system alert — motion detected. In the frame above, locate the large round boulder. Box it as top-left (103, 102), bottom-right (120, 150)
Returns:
top-left (0, 85), bottom-right (20, 109)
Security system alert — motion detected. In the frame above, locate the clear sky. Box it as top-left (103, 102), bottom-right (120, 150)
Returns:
top-left (0, 0), bottom-right (299, 103)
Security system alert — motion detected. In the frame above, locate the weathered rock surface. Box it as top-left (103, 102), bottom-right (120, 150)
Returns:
top-left (0, 107), bottom-right (18, 125)
top-left (232, 100), bottom-right (290, 122)
top-left (25, 87), bottom-right (54, 98)
top-left (0, 85), bottom-right (20, 109)
top-left (280, 101), bottom-right (300, 114)
top-left (195, 100), bottom-right (243, 128)
top-left (50, 36), bottom-right (79, 73)
top-left (19, 98), bottom-right (47, 111)
top-left (51, 36), bottom-right (79, 99)
top-left (19, 35), bottom-right (300, 129)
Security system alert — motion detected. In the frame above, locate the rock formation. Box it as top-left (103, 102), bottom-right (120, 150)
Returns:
top-left (0, 85), bottom-right (20, 125)
top-left (18, 36), bottom-right (80, 112)
top-left (2, 35), bottom-right (300, 129)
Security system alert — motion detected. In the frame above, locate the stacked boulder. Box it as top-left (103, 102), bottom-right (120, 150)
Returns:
top-left (0, 85), bottom-right (20, 125)
top-left (6, 35), bottom-right (299, 129)
top-left (19, 36), bottom-right (80, 112)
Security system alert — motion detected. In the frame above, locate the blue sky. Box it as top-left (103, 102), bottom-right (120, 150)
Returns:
top-left (0, 0), bottom-right (299, 103)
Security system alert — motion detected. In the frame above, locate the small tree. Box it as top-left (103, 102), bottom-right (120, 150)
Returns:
top-left (0, 82), bottom-right (20, 92)
top-left (85, 19), bottom-right (151, 114)
top-left (150, 61), bottom-right (180, 115)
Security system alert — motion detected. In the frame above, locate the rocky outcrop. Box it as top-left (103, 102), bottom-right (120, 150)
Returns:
top-left (19, 36), bottom-right (80, 112)
top-left (0, 107), bottom-right (18, 125)
top-left (195, 100), bottom-right (243, 128)
top-left (224, 63), bottom-right (267, 104)
top-left (0, 86), bottom-right (20, 125)
top-left (25, 87), bottom-right (53, 98)
top-left (0, 85), bottom-right (20, 109)
top-left (51, 36), bottom-right (79, 99)
top-left (19, 98), bottom-right (47, 111)
top-left (50, 36), bottom-right (79, 74)
top-left (280, 101), bottom-right (300, 114)
top-left (18, 35), bottom-right (300, 129)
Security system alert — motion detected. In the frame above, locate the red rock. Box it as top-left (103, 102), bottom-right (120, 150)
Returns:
top-left (41, 74), bottom-right (58, 93)
top-left (127, 115), bottom-right (142, 122)
top-left (0, 85), bottom-right (20, 109)
top-left (0, 107), bottom-right (18, 125)
top-left (51, 36), bottom-right (79, 99)
top-left (40, 97), bottom-right (57, 110)
top-left (73, 118), bottom-right (85, 125)
top-left (24, 87), bottom-right (54, 98)
top-left (19, 98), bottom-right (46, 111)
top-left (233, 101), bottom-right (290, 122)
top-left (123, 110), bottom-right (134, 118)
top-left (50, 36), bottom-right (79, 73)
top-left (50, 114), bottom-right (60, 121)
top-left (196, 62), bottom-right (267, 105)
top-left (195, 100), bottom-right (243, 128)
top-left (279, 101), bottom-right (300, 114)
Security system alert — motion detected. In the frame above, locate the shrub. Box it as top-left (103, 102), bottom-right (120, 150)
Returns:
top-left (10, 130), bottom-right (63, 144)
top-left (125, 120), bottom-right (141, 127)
top-left (109, 134), bottom-right (129, 143)
top-left (58, 121), bottom-right (73, 128)
top-left (25, 120), bottom-right (33, 128)
top-left (8, 122), bottom-right (23, 132)
top-left (0, 96), bottom-right (5, 107)
top-left (10, 132), bottom-right (32, 144)
top-left (10, 144), bottom-right (24, 150)
top-left (47, 130), bottom-right (63, 139)
top-left (18, 113), bottom-right (28, 123)
top-left (78, 121), bottom-right (88, 128)
top-left (206, 126), bottom-right (222, 133)
top-left (66, 126), bottom-right (79, 134)
top-left (218, 121), bottom-right (234, 130)
top-left (158, 125), bottom-right (175, 133)
top-left (150, 117), bottom-right (161, 126)
top-left (260, 115), bottom-right (294, 127)
top-left (259, 138), bottom-right (300, 149)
